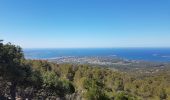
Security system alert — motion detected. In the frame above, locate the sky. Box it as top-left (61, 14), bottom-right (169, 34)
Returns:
top-left (0, 0), bottom-right (170, 48)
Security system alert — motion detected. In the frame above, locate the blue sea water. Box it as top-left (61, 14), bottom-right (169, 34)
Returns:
top-left (23, 48), bottom-right (170, 62)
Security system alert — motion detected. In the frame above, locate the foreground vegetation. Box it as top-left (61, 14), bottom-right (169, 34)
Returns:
top-left (0, 41), bottom-right (170, 100)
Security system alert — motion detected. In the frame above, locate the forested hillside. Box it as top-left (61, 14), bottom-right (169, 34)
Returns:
top-left (0, 41), bottom-right (170, 100)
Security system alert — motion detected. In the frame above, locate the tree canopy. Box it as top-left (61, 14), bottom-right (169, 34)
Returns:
top-left (0, 42), bottom-right (170, 100)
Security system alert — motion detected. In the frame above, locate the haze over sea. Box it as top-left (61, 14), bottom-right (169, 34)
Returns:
top-left (24, 48), bottom-right (170, 62)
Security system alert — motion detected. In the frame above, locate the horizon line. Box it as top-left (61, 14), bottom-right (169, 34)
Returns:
top-left (23, 47), bottom-right (170, 49)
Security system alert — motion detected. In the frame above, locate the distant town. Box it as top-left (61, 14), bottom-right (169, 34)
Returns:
top-left (48, 56), bottom-right (170, 76)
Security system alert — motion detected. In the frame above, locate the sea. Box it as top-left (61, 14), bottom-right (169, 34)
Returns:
top-left (23, 48), bottom-right (170, 62)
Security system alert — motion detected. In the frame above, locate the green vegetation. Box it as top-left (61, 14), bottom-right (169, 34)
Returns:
top-left (0, 41), bottom-right (170, 100)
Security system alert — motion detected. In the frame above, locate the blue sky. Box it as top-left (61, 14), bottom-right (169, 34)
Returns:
top-left (0, 0), bottom-right (169, 48)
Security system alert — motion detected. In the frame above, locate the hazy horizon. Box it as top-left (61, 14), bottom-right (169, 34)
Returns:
top-left (0, 0), bottom-right (169, 48)
top-left (22, 47), bottom-right (170, 49)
